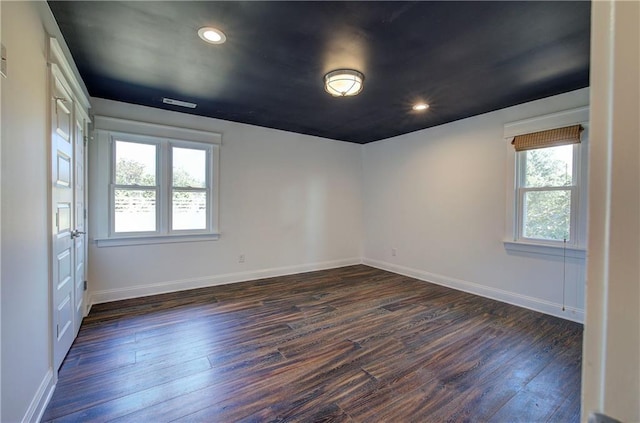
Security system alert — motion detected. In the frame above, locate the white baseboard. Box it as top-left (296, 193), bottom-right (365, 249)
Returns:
top-left (363, 258), bottom-right (584, 323)
top-left (90, 257), bottom-right (362, 305)
top-left (89, 256), bottom-right (583, 323)
top-left (23, 368), bottom-right (55, 423)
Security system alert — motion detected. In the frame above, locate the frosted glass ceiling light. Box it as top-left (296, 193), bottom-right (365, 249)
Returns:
top-left (324, 69), bottom-right (364, 97)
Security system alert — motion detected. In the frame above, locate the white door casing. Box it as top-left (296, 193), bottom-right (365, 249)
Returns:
top-left (73, 113), bottom-right (86, 335)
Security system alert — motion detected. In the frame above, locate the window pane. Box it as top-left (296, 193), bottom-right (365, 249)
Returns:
top-left (114, 189), bottom-right (156, 232)
top-left (173, 147), bottom-right (206, 188)
top-left (524, 145), bottom-right (573, 188)
top-left (522, 190), bottom-right (571, 241)
top-left (172, 191), bottom-right (207, 230)
top-left (115, 141), bottom-right (156, 185)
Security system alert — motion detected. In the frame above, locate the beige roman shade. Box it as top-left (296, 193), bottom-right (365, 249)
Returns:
top-left (511, 124), bottom-right (583, 151)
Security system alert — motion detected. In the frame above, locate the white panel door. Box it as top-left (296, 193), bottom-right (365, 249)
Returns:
top-left (73, 115), bottom-right (87, 335)
top-left (52, 69), bottom-right (76, 370)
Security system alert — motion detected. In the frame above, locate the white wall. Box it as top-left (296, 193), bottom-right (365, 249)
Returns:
top-left (88, 98), bottom-right (363, 303)
top-left (1, 2), bottom-right (53, 422)
top-left (362, 88), bottom-right (589, 322)
top-left (582, 1), bottom-right (640, 421)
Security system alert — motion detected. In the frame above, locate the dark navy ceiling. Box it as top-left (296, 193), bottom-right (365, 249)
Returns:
top-left (48, 1), bottom-right (591, 144)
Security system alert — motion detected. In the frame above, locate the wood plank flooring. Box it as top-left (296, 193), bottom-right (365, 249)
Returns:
top-left (43, 265), bottom-right (583, 422)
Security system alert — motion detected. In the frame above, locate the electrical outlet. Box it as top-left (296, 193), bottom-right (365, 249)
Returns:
top-left (239, 254), bottom-right (245, 263)
top-left (392, 248), bottom-right (397, 256)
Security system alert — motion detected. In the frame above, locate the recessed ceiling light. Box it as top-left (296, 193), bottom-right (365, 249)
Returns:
top-left (198, 27), bottom-right (226, 44)
top-left (413, 103), bottom-right (429, 111)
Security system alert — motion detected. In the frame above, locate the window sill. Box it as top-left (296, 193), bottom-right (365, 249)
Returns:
top-left (504, 241), bottom-right (586, 259)
top-left (95, 233), bottom-right (220, 247)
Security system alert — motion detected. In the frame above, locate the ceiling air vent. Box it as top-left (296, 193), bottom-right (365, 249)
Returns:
top-left (162, 97), bottom-right (197, 109)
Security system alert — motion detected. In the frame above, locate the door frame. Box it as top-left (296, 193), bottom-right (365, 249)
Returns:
top-left (50, 63), bottom-right (76, 370)
top-left (72, 103), bottom-right (88, 336)
top-left (47, 37), bottom-right (91, 374)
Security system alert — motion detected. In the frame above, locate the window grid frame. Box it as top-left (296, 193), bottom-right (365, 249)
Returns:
top-left (515, 143), bottom-right (581, 247)
top-left (168, 142), bottom-right (213, 234)
top-left (110, 137), bottom-right (161, 236)
top-left (108, 133), bottom-right (215, 238)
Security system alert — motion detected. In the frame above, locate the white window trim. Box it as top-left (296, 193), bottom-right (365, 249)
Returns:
top-left (503, 106), bottom-right (589, 257)
top-left (92, 116), bottom-right (221, 247)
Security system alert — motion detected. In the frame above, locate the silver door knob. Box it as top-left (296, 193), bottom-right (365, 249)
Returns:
top-left (70, 229), bottom-right (86, 239)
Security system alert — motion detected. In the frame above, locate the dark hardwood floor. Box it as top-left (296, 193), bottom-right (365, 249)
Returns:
top-left (43, 265), bottom-right (583, 422)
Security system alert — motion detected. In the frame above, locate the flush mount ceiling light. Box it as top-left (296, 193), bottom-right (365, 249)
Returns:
top-left (198, 27), bottom-right (226, 44)
top-left (324, 69), bottom-right (364, 97)
top-left (413, 103), bottom-right (430, 111)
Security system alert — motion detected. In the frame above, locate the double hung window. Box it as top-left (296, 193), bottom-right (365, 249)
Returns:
top-left (112, 136), bottom-right (213, 235)
top-left (94, 116), bottom-right (220, 246)
top-left (512, 124), bottom-right (583, 246)
top-left (517, 144), bottom-right (577, 243)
